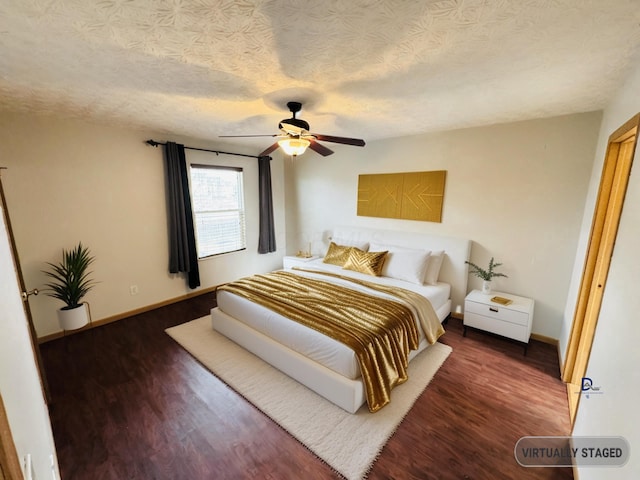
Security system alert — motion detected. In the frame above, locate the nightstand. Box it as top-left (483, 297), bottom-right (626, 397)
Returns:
top-left (283, 255), bottom-right (320, 269)
top-left (463, 290), bottom-right (534, 354)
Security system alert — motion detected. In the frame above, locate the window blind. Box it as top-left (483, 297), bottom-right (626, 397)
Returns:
top-left (189, 165), bottom-right (246, 258)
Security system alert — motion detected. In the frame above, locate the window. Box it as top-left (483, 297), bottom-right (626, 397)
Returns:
top-left (189, 165), bottom-right (246, 258)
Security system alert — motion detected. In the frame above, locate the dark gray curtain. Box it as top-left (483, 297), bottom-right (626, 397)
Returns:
top-left (165, 141), bottom-right (200, 289)
top-left (258, 155), bottom-right (276, 253)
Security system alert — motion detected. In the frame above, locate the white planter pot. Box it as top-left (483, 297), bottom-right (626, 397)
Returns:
top-left (482, 280), bottom-right (492, 295)
top-left (57, 303), bottom-right (89, 331)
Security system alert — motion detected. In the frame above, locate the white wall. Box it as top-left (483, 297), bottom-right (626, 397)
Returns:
top-left (0, 199), bottom-right (60, 479)
top-left (563, 62), bottom-right (640, 479)
top-left (0, 112), bottom-right (286, 338)
top-left (285, 112), bottom-right (601, 339)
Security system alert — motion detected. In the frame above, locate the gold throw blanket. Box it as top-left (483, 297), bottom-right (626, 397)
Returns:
top-left (217, 269), bottom-right (444, 412)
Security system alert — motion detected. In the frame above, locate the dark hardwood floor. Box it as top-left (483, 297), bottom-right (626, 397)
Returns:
top-left (41, 293), bottom-right (573, 480)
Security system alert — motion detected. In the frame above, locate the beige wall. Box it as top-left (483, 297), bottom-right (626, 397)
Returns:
top-left (284, 112), bottom-right (601, 339)
top-left (563, 61), bottom-right (640, 479)
top-left (0, 112), bottom-right (286, 338)
top-left (0, 108), bottom-right (601, 342)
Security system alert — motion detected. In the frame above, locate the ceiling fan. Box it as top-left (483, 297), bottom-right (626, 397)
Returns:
top-left (220, 101), bottom-right (366, 157)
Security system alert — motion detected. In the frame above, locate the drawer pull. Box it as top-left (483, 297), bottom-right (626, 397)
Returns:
top-left (489, 307), bottom-right (499, 313)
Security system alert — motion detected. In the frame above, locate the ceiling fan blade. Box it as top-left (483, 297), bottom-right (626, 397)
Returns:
top-left (308, 140), bottom-right (334, 156)
top-left (311, 134), bottom-right (365, 147)
top-left (259, 142), bottom-right (280, 157)
top-left (219, 134), bottom-right (279, 138)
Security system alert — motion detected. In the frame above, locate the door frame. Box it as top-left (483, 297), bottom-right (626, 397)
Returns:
top-left (0, 393), bottom-right (23, 480)
top-left (562, 113), bottom-right (639, 423)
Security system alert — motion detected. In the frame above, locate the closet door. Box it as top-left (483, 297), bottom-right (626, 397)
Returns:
top-left (563, 114), bottom-right (639, 423)
top-left (0, 170), bottom-right (50, 403)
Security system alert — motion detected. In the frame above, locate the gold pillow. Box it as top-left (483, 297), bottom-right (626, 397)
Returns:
top-left (323, 242), bottom-right (354, 266)
top-left (343, 249), bottom-right (388, 276)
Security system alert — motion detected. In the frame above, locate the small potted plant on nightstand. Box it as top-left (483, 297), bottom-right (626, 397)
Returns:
top-left (465, 257), bottom-right (508, 295)
top-left (43, 242), bottom-right (96, 331)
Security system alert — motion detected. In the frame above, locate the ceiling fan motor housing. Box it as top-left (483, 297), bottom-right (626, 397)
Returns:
top-left (280, 101), bottom-right (309, 134)
top-left (279, 117), bottom-right (310, 134)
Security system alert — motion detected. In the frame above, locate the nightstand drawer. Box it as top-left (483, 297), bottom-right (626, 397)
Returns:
top-left (465, 300), bottom-right (529, 326)
top-left (464, 312), bottom-right (530, 343)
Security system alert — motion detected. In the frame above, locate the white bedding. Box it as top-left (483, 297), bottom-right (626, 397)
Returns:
top-left (290, 258), bottom-right (451, 307)
top-left (215, 261), bottom-right (450, 380)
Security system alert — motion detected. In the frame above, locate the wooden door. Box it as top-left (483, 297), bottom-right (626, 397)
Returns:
top-left (0, 169), bottom-right (50, 403)
top-left (562, 114), bottom-right (639, 423)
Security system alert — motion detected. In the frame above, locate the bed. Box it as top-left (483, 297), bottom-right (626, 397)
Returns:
top-left (211, 227), bottom-right (471, 413)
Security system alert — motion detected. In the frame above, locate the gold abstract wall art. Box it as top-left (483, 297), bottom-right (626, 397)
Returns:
top-left (357, 170), bottom-right (446, 222)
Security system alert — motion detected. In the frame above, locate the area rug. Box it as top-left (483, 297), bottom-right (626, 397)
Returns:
top-left (166, 316), bottom-right (452, 480)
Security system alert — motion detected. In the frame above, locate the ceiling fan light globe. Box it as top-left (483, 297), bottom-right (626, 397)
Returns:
top-left (278, 138), bottom-right (310, 156)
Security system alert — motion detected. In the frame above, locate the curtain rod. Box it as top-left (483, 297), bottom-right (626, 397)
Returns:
top-left (146, 139), bottom-right (263, 159)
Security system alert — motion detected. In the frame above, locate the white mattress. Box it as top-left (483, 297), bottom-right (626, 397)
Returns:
top-left (216, 263), bottom-right (451, 380)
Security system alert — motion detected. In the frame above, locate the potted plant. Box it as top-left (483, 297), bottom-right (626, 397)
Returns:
top-left (43, 242), bottom-right (96, 331)
top-left (465, 257), bottom-right (508, 294)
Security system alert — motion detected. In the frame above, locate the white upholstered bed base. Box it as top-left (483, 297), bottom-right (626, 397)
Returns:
top-left (211, 304), bottom-right (446, 413)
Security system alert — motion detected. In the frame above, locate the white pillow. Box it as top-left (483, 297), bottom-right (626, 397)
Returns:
top-left (369, 242), bottom-right (431, 285)
top-left (424, 250), bottom-right (445, 285)
top-left (331, 236), bottom-right (369, 251)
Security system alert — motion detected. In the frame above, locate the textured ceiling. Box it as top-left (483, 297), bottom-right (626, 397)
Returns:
top-left (1, 0), bottom-right (640, 152)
